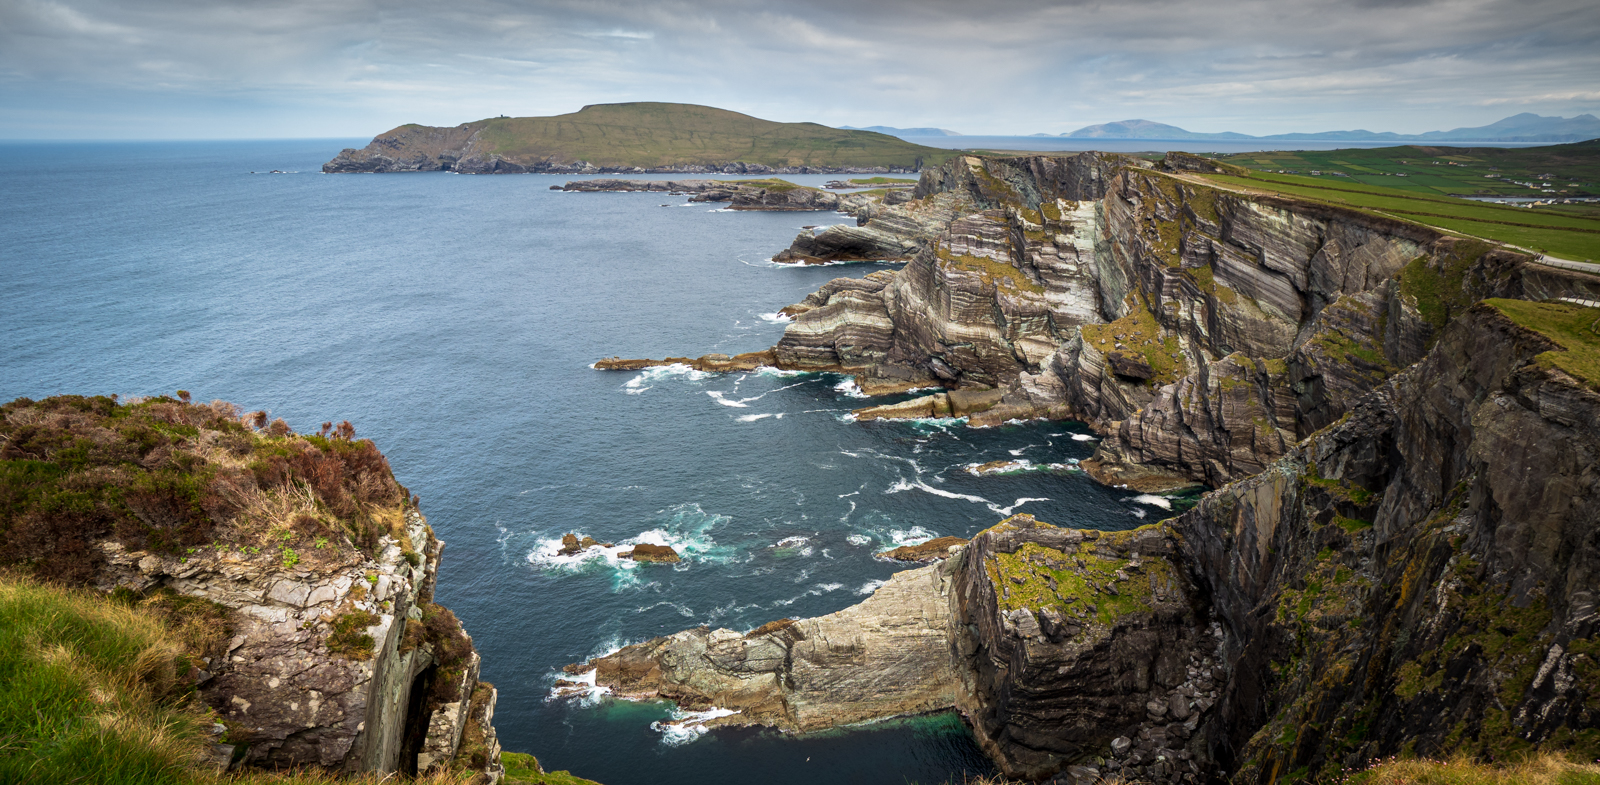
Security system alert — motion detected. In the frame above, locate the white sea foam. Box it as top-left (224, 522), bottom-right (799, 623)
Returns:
top-left (546, 667), bottom-right (609, 706)
top-left (833, 378), bottom-right (869, 398)
top-left (623, 363), bottom-right (715, 395)
top-left (885, 479), bottom-right (1049, 517)
top-left (759, 312), bottom-right (795, 323)
top-left (770, 581), bottom-right (848, 607)
top-left (774, 536), bottom-right (809, 548)
top-left (706, 391), bottom-right (751, 407)
top-left (886, 525), bottom-right (937, 547)
top-left (1130, 494), bottom-right (1174, 510)
top-left (753, 365), bottom-right (806, 377)
top-left (735, 413), bottom-right (778, 422)
top-left (523, 504), bottom-right (733, 590)
top-left (846, 533), bottom-right (872, 546)
top-left (1071, 433), bottom-right (1098, 442)
top-left (652, 707), bottom-right (741, 745)
top-left (855, 579), bottom-right (887, 596)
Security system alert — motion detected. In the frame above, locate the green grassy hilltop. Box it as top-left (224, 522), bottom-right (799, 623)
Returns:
top-left (338, 102), bottom-right (956, 172)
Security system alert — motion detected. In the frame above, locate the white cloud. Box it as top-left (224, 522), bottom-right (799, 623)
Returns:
top-left (0, 0), bottom-right (1594, 138)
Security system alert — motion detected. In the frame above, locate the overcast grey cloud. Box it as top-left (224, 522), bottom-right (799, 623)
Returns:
top-left (1, 0), bottom-right (1596, 138)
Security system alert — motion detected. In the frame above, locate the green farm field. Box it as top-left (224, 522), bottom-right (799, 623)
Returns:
top-left (1216, 140), bottom-right (1600, 198)
top-left (1196, 169), bottom-right (1600, 261)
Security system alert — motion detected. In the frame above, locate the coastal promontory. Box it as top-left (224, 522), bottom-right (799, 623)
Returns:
top-left (323, 102), bottom-right (954, 174)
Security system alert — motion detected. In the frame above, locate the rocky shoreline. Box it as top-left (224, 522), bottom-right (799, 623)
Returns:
top-left (572, 297), bottom-right (1600, 781)
top-left (575, 149), bottom-right (1600, 781)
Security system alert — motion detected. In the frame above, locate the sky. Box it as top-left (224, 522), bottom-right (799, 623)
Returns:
top-left (2, 0), bottom-right (1598, 139)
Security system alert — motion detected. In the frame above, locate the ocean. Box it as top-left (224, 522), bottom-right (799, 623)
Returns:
top-left (0, 140), bottom-right (1175, 785)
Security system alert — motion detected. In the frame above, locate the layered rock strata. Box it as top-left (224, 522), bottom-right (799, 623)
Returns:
top-left (585, 562), bottom-right (960, 732)
top-left (96, 509), bottom-right (502, 779)
top-left (1170, 301), bottom-right (1600, 781)
top-left (952, 515), bottom-right (1223, 781)
top-left (764, 155), bottom-right (1600, 491)
top-left (573, 514), bottom-right (1226, 782)
top-left (576, 298), bottom-right (1600, 782)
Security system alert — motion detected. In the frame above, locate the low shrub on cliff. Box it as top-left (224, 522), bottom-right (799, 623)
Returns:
top-left (0, 394), bottom-right (413, 584)
top-left (324, 610), bottom-right (380, 660)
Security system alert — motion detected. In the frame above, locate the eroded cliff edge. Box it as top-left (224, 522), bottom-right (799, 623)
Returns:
top-left (0, 396), bottom-right (505, 780)
top-left (574, 299), bottom-right (1600, 783)
top-left (604, 151), bottom-right (1600, 495)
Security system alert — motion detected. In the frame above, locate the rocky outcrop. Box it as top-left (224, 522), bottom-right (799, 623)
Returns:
top-left (573, 512), bottom-right (1228, 782)
top-left (952, 515), bottom-right (1224, 781)
top-left (574, 297), bottom-right (1600, 782)
top-left (621, 543), bottom-right (680, 563)
top-left (558, 179), bottom-right (875, 212)
top-left (95, 507), bottom-right (501, 780)
top-left (0, 396), bottom-right (504, 781)
top-left (580, 562), bottom-right (960, 732)
top-left (1170, 301), bottom-right (1600, 781)
top-left (761, 154), bottom-right (1600, 491)
top-left (878, 536), bottom-right (968, 562)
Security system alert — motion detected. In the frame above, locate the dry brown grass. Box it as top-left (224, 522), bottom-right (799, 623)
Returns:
top-left (1344, 752), bottom-right (1600, 785)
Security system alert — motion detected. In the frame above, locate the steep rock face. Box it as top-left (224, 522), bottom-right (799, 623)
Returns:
top-left (951, 515), bottom-right (1224, 782)
top-left (772, 157), bottom-right (1600, 492)
top-left (773, 154), bottom-right (1142, 265)
top-left (581, 562), bottom-right (959, 732)
top-left (96, 509), bottom-right (501, 778)
top-left (1172, 303), bottom-right (1600, 781)
top-left (0, 396), bottom-right (503, 780)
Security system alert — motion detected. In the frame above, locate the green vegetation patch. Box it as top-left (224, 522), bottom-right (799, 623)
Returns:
top-left (0, 394), bottom-right (413, 585)
top-left (503, 751), bottom-right (604, 785)
top-left (723, 178), bottom-right (803, 192)
top-left (1218, 140), bottom-right (1600, 199)
top-left (324, 610), bottom-right (379, 660)
top-left (1400, 240), bottom-right (1497, 334)
top-left (470, 102), bottom-right (956, 170)
top-left (1343, 751), bottom-right (1600, 785)
top-left (935, 241), bottom-right (1044, 293)
top-left (1197, 169), bottom-right (1600, 260)
top-left (845, 176), bottom-right (916, 185)
top-left (0, 572), bottom-right (204, 785)
top-left (1080, 299), bottom-right (1186, 385)
top-left (1485, 299), bottom-right (1600, 391)
top-left (983, 534), bottom-right (1171, 629)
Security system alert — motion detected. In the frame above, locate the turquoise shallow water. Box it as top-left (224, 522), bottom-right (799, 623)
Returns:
top-left (0, 140), bottom-right (1172, 784)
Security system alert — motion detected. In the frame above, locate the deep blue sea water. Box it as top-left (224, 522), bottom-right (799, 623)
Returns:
top-left (0, 140), bottom-right (1172, 785)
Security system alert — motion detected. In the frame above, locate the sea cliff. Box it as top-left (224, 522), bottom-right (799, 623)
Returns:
top-left (0, 395), bottom-right (505, 780)
top-left (582, 150), bottom-right (1600, 781)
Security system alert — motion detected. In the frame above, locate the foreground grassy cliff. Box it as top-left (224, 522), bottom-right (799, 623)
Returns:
top-left (0, 394), bottom-right (519, 781)
top-left (323, 102), bottom-right (956, 174)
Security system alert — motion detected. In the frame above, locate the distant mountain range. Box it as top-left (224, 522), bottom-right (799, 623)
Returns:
top-left (839, 125), bottom-right (963, 137)
top-left (854, 113), bottom-right (1600, 144)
